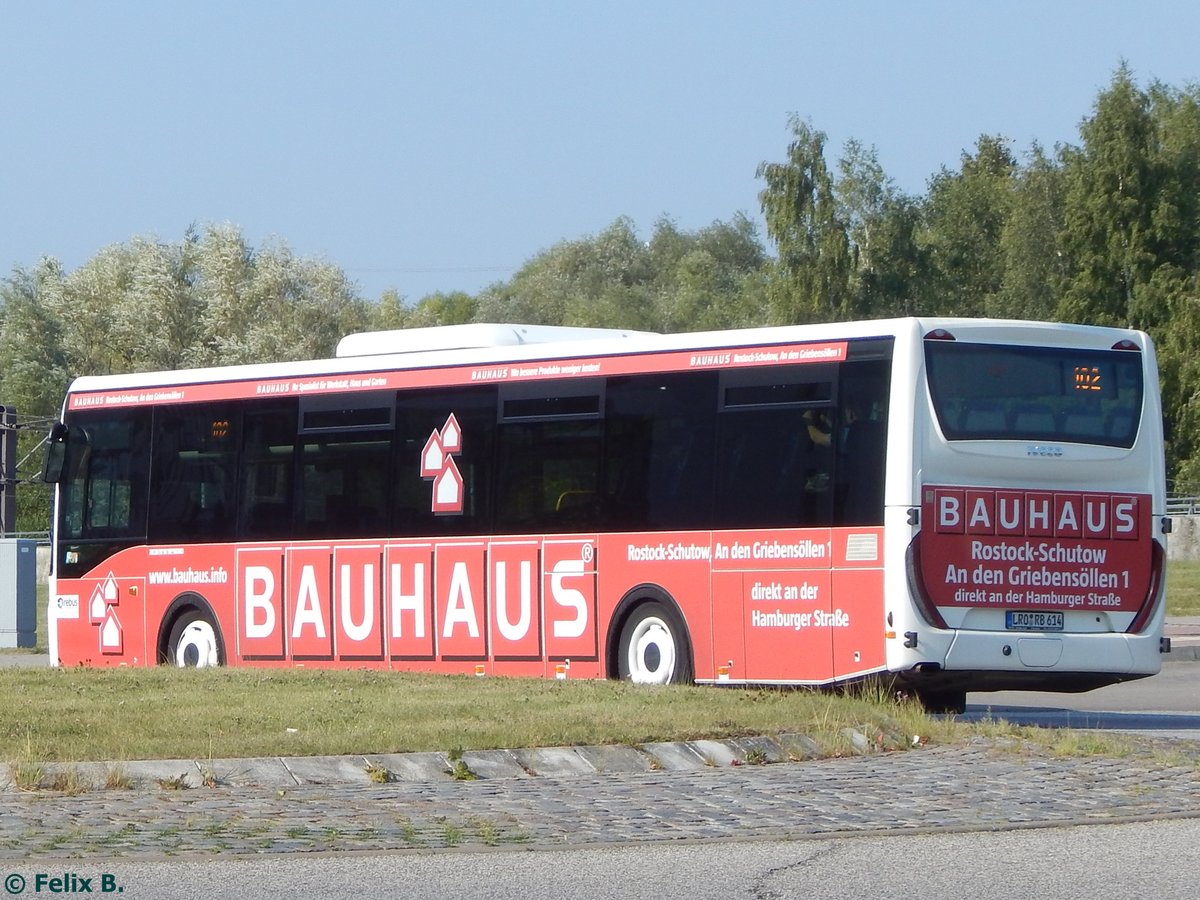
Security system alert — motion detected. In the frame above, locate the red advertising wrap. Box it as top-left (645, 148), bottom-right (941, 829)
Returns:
top-left (50, 526), bottom-right (887, 684)
top-left (918, 485), bottom-right (1153, 614)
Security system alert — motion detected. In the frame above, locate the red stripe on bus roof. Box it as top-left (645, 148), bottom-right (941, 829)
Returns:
top-left (67, 341), bottom-right (849, 410)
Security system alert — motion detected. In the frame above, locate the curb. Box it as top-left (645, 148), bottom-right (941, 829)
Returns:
top-left (1165, 644), bottom-right (1200, 662)
top-left (6, 732), bottom-right (844, 793)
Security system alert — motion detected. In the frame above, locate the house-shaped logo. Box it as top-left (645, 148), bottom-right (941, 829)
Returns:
top-left (421, 414), bottom-right (464, 514)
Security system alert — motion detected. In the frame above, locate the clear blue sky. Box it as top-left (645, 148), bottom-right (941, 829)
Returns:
top-left (2, 1), bottom-right (1197, 304)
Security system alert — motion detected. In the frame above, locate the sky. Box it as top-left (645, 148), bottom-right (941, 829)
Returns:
top-left (2, 1), bottom-right (1199, 305)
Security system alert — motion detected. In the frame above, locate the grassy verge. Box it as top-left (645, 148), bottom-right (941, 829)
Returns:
top-left (1167, 559), bottom-right (1200, 616)
top-left (0, 666), bottom-right (978, 763)
top-left (0, 567), bottom-right (1186, 771)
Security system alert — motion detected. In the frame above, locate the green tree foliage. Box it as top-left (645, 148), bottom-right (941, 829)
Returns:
top-left (994, 144), bottom-right (1067, 320)
top-left (1052, 68), bottom-right (1200, 485)
top-left (473, 215), bottom-right (766, 332)
top-left (757, 121), bottom-right (926, 321)
top-left (918, 135), bottom-right (1018, 316)
top-left (757, 116), bottom-right (853, 323)
top-left (0, 223), bottom-right (370, 405)
top-left (372, 289), bottom-right (478, 330)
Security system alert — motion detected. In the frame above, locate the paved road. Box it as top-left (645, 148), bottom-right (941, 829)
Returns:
top-left (1, 741), bottom-right (1198, 860)
top-left (963, 659), bottom-right (1200, 737)
top-left (6, 819), bottom-right (1196, 900)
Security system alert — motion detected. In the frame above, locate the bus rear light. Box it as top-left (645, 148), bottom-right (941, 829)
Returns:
top-left (1126, 540), bottom-right (1165, 634)
top-left (905, 537), bottom-right (949, 630)
top-left (924, 329), bottom-right (956, 341)
top-left (1111, 339), bottom-right (1141, 351)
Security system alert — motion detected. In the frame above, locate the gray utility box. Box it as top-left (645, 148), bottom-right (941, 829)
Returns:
top-left (0, 539), bottom-right (36, 648)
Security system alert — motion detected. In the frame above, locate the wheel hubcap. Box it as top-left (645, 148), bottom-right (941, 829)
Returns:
top-left (174, 621), bottom-right (219, 668)
top-left (627, 616), bottom-right (676, 685)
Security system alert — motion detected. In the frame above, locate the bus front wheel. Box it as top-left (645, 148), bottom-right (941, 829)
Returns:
top-left (617, 601), bottom-right (693, 685)
top-left (166, 610), bottom-right (224, 668)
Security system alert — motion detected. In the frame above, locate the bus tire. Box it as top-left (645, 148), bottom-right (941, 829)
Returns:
top-left (165, 606), bottom-right (224, 668)
top-left (616, 601), bottom-right (693, 685)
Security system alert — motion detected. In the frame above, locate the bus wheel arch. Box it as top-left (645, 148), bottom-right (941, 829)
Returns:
top-left (607, 586), bottom-right (694, 685)
top-left (158, 594), bottom-right (226, 668)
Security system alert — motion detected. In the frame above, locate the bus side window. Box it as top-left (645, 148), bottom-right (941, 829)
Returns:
top-left (715, 407), bottom-right (832, 528)
top-left (239, 404), bottom-right (297, 541)
top-left (495, 419), bottom-right (602, 533)
top-left (299, 436), bottom-right (392, 538)
top-left (393, 387), bottom-right (496, 536)
top-left (603, 373), bottom-right (717, 531)
top-left (68, 412), bottom-right (151, 541)
top-left (149, 405), bottom-right (237, 543)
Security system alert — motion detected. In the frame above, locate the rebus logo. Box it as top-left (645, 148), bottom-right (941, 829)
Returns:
top-left (929, 487), bottom-right (1139, 540)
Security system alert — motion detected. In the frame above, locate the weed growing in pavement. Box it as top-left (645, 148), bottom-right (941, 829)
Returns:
top-left (156, 773), bottom-right (190, 791)
top-left (365, 762), bottom-right (393, 783)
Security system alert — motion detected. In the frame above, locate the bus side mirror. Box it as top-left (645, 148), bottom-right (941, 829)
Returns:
top-left (40, 421), bottom-right (69, 484)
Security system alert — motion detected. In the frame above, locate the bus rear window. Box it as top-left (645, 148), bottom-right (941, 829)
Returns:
top-left (925, 341), bottom-right (1143, 448)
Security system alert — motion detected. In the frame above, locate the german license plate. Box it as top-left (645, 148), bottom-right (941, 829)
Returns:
top-left (1005, 610), bottom-right (1065, 632)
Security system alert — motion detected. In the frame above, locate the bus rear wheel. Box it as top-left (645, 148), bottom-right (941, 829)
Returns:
top-left (916, 689), bottom-right (966, 715)
top-left (166, 610), bottom-right (224, 668)
top-left (617, 601), bottom-right (693, 685)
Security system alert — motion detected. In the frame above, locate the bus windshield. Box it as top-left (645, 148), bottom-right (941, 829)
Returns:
top-left (925, 340), bottom-right (1144, 448)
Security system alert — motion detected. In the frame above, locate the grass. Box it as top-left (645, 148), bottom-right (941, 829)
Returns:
top-left (0, 563), bottom-right (1187, 771)
top-left (1166, 559), bottom-right (1200, 616)
top-left (0, 665), bottom-right (970, 763)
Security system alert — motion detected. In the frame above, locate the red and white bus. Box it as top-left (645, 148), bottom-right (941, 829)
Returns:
top-left (41, 318), bottom-right (1169, 711)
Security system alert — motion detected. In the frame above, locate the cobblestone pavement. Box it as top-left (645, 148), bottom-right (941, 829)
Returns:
top-left (2, 741), bottom-right (1199, 859)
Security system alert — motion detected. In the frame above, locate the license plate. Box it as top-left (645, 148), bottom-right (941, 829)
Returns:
top-left (1005, 610), bottom-right (1065, 632)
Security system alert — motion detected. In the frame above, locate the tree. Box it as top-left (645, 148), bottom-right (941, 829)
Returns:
top-left (918, 134), bottom-right (1018, 316)
top-left (191, 224), bottom-right (370, 364)
top-left (835, 140), bottom-right (924, 317)
top-left (993, 143), bottom-right (1067, 320)
top-left (1057, 65), bottom-right (1160, 328)
top-left (757, 116), bottom-right (853, 323)
top-left (473, 216), bottom-right (766, 333)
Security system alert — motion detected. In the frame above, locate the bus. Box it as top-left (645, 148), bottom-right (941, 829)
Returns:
top-left (41, 318), bottom-right (1169, 712)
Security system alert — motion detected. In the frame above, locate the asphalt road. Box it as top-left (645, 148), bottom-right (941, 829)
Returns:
top-left (5, 818), bottom-right (1198, 899)
top-left (964, 659), bottom-right (1200, 738)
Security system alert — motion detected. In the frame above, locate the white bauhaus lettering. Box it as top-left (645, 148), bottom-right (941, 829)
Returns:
top-left (244, 565), bottom-right (277, 639)
top-left (494, 559), bottom-right (532, 641)
top-left (1027, 497), bottom-right (1050, 531)
top-left (938, 495), bottom-right (960, 529)
top-left (930, 487), bottom-right (1142, 539)
top-left (550, 558), bottom-right (588, 639)
top-left (968, 497), bottom-right (992, 530)
top-left (340, 563), bottom-right (375, 642)
top-left (999, 496), bottom-right (1020, 531)
top-left (1056, 502), bottom-right (1079, 532)
top-left (389, 562), bottom-right (426, 638)
top-left (292, 565), bottom-right (327, 639)
top-left (1115, 500), bottom-right (1136, 534)
top-left (442, 561), bottom-right (480, 639)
